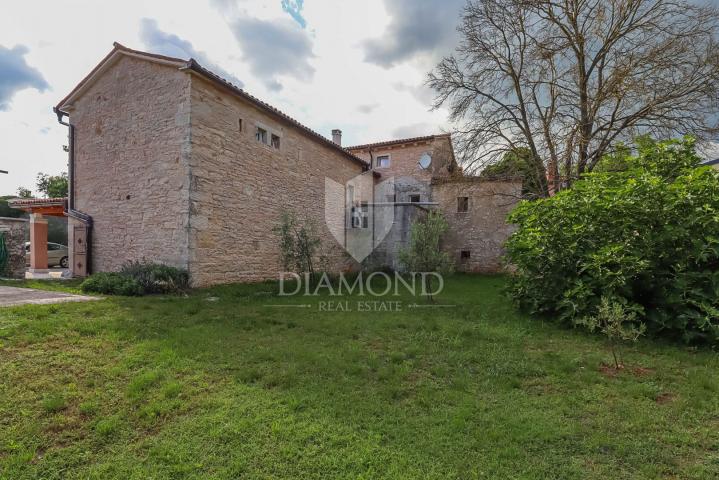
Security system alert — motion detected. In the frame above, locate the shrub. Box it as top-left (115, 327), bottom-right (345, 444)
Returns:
top-left (399, 210), bottom-right (454, 302)
top-left (576, 297), bottom-right (646, 368)
top-left (273, 211), bottom-right (327, 282)
top-left (80, 261), bottom-right (188, 296)
top-left (81, 272), bottom-right (143, 296)
top-left (119, 260), bottom-right (189, 294)
top-left (505, 137), bottom-right (719, 345)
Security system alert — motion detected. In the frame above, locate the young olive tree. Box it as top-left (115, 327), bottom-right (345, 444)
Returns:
top-left (400, 209), bottom-right (454, 302)
top-left (429, 0), bottom-right (719, 194)
top-left (577, 297), bottom-right (646, 369)
top-left (273, 211), bottom-right (326, 284)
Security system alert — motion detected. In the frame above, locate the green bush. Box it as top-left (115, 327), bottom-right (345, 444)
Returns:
top-left (81, 272), bottom-right (143, 296)
top-left (505, 137), bottom-right (719, 345)
top-left (81, 261), bottom-right (189, 296)
top-left (120, 260), bottom-right (189, 294)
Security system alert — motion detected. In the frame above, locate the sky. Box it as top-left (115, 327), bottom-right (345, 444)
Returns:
top-left (0, 0), bottom-right (467, 196)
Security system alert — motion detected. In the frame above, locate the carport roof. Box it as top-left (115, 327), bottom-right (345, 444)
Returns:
top-left (8, 198), bottom-right (66, 216)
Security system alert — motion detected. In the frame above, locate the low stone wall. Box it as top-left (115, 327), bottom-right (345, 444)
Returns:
top-left (0, 217), bottom-right (28, 279)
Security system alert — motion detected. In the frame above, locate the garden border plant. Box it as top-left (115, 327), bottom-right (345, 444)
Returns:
top-left (81, 260), bottom-right (189, 296)
top-left (505, 137), bottom-right (719, 346)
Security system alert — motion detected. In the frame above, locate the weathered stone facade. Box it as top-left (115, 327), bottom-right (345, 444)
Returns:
top-left (0, 217), bottom-right (28, 279)
top-left (433, 178), bottom-right (521, 272)
top-left (67, 55), bottom-right (192, 275)
top-left (187, 75), bottom-right (365, 285)
top-left (350, 137), bottom-right (521, 273)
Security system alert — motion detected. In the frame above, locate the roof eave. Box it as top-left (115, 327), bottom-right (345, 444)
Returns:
top-left (181, 60), bottom-right (370, 169)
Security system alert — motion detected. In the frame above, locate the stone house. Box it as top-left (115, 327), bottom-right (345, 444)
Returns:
top-left (53, 43), bottom-right (520, 286)
top-left (347, 136), bottom-right (520, 272)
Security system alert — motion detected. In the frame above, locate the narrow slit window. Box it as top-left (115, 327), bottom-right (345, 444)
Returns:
top-left (238, 118), bottom-right (243, 132)
top-left (457, 196), bottom-right (469, 213)
top-left (361, 201), bottom-right (369, 229)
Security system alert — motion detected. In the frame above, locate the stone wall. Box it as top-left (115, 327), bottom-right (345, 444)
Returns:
top-left (68, 55), bottom-right (192, 275)
top-left (433, 179), bottom-right (521, 273)
top-left (349, 137), bottom-right (453, 185)
top-left (187, 75), bottom-right (367, 286)
top-left (0, 217), bottom-right (28, 279)
top-left (364, 204), bottom-right (427, 271)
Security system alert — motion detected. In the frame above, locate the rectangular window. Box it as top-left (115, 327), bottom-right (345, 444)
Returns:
top-left (256, 127), bottom-right (267, 144)
top-left (386, 194), bottom-right (396, 203)
top-left (361, 201), bottom-right (369, 229)
top-left (457, 196), bottom-right (469, 213)
top-left (238, 118), bottom-right (243, 132)
top-left (409, 194), bottom-right (421, 203)
top-left (376, 155), bottom-right (390, 168)
top-left (271, 134), bottom-right (281, 149)
top-left (460, 250), bottom-right (471, 260)
top-left (351, 207), bottom-right (361, 228)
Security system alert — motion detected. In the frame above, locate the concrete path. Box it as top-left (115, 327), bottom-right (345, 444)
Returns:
top-left (0, 286), bottom-right (99, 307)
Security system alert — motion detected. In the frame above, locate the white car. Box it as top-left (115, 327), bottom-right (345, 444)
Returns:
top-left (25, 242), bottom-right (69, 268)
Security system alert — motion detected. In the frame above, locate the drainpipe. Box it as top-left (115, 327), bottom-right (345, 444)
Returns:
top-left (54, 107), bottom-right (93, 274)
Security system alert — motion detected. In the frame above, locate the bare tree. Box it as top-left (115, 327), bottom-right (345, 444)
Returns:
top-left (429, 0), bottom-right (719, 194)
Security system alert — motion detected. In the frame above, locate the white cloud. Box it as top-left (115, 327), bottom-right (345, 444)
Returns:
top-left (139, 18), bottom-right (244, 87)
top-left (363, 0), bottom-right (465, 68)
top-left (0, 0), bottom-right (451, 196)
top-left (0, 44), bottom-right (49, 111)
top-left (227, 16), bottom-right (314, 91)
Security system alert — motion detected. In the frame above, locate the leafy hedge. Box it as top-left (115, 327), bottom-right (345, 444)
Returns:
top-left (505, 138), bottom-right (719, 345)
top-left (81, 261), bottom-right (189, 296)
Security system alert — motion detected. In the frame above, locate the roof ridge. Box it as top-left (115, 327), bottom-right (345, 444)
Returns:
top-left (346, 134), bottom-right (451, 151)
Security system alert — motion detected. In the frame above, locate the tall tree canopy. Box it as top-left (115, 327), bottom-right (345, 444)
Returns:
top-left (36, 172), bottom-right (68, 198)
top-left (429, 0), bottom-right (719, 195)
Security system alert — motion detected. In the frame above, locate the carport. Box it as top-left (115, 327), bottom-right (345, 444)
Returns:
top-left (7, 198), bottom-right (66, 273)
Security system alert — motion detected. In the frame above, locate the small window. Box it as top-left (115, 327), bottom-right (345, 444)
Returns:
top-left (457, 196), bottom-right (469, 213)
top-left (351, 207), bottom-right (360, 228)
top-left (361, 201), bottom-right (369, 229)
top-left (256, 127), bottom-right (268, 144)
top-left (238, 118), bottom-right (243, 132)
top-left (271, 134), bottom-right (281, 149)
top-left (409, 194), bottom-right (421, 203)
top-left (460, 250), bottom-right (471, 260)
top-left (386, 194), bottom-right (396, 203)
top-left (376, 155), bottom-right (390, 168)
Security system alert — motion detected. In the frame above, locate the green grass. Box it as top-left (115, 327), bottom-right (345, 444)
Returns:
top-left (0, 275), bottom-right (717, 479)
top-left (0, 278), bottom-right (84, 294)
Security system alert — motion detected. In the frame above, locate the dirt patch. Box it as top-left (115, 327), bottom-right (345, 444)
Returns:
top-left (631, 366), bottom-right (655, 377)
top-left (655, 392), bottom-right (675, 404)
top-left (599, 363), bottom-right (623, 377)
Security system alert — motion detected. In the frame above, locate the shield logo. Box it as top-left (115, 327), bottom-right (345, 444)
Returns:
top-left (325, 173), bottom-right (396, 262)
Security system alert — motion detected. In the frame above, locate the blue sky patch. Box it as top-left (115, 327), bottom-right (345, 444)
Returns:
top-left (281, 0), bottom-right (307, 28)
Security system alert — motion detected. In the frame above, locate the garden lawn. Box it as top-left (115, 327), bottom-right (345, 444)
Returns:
top-left (0, 275), bottom-right (717, 479)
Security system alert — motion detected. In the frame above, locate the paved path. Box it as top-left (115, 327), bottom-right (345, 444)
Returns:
top-left (0, 286), bottom-right (99, 307)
